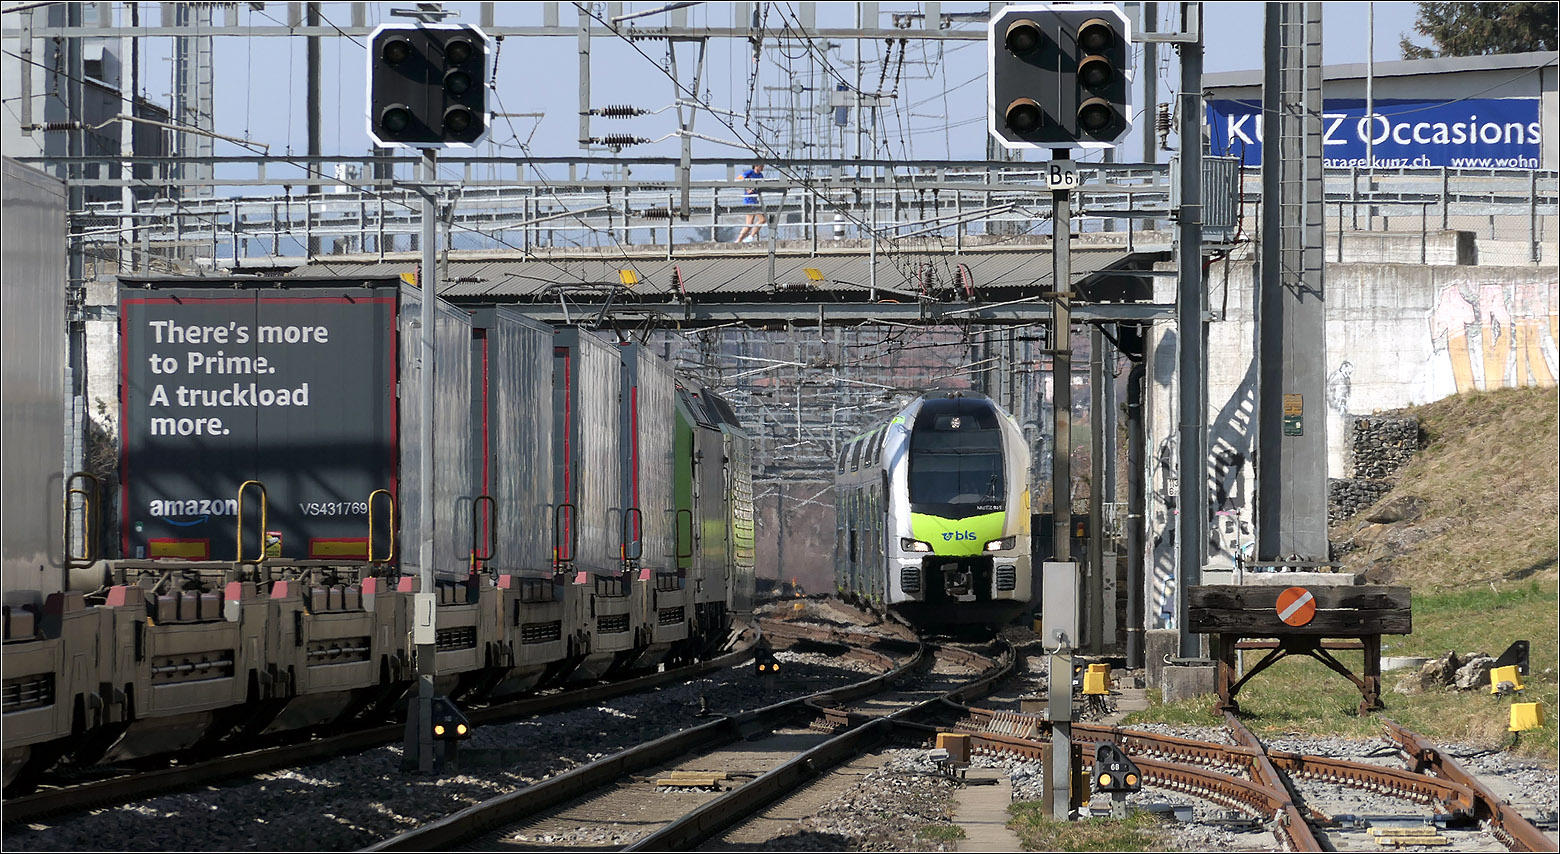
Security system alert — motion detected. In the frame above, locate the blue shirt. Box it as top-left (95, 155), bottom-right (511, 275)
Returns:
top-left (742, 169), bottom-right (763, 204)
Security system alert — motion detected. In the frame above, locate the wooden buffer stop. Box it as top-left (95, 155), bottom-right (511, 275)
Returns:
top-left (1187, 584), bottom-right (1412, 715)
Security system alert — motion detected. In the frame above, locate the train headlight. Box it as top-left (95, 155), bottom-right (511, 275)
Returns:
top-left (984, 536), bottom-right (1016, 551)
top-left (900, 538), bottom-right (933, 553)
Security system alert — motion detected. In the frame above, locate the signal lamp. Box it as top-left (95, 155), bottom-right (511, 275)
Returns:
top-left (1093, 742), bottom-right (1142, 793)
top-left (1078, 98), bottom-right (1115, 135)
top-left (444, 106), bottom-right (476, 135)
top-left (1077, 18), bottom-right (1114, 53)
top-left (445, 37), bottom-right (474, 64)
top-left (369, 24), bottom-right (490, 147)
top-left (429, 695), bottom-right (471, 741)
top-left (987, 5), bottom-right (1132, 149)
top-left (1006, 98), bottom-right (1043, 133)
top-left (1078, 55), bottom-right (1112, 89)
top-left (444, 69), bottom-right (473, 95)
top-left (382, 38), bottom-right (411, 65)
top-left (381, 106), bottom-right (412, 135)
top-left (1005, 19), bottom-right (1042, 55)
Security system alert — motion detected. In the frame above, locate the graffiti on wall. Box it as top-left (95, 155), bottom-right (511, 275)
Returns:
top-left (1147, 362), bottom-right (1259, 629)
top-left (1430, 281), bottom-right (1559, 393)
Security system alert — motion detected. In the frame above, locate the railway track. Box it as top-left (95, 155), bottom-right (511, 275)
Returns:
top-left (11, 609), bottom-right (1548, 854)
top-left (364, 630), bottom-right (1011, 851)
top-left (954, 704), bottom-right (1554, 852)
top-left (4, 629), bottom-right (765, 825)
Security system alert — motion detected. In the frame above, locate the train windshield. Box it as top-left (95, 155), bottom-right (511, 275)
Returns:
top-left (907, 402), bottom-right (1005, 511)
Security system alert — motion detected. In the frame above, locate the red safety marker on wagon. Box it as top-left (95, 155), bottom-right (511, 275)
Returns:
top-left (1276, 587), bottom-right (1317, 627)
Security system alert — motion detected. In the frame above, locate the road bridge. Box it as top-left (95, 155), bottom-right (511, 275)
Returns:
top-left (286, 237), bottom-right (1175, 328)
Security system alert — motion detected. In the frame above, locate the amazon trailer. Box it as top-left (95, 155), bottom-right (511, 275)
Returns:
top-left (117, 276), bottom-right (474, 578)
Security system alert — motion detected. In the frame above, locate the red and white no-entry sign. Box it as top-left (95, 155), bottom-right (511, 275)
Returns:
top-left (1276, 587), bottom-right (1317, 626)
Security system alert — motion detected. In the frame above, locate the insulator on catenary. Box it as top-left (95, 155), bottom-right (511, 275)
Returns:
top-left (590, 134), bottom-right (649, 147)
top-left (591, 105), bottom-right (646, 118)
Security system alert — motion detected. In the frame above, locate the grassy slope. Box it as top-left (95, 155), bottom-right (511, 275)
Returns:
top-left (1337, 385), bottom-right (1557, 590)
top-left (1127, 386), bottom-right (1559, 759)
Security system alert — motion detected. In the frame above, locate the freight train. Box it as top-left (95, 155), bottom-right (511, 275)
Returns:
top-left (1, 275), bottom-right (755, 794)
top-left (834, 391), bottom-right (1032, 628)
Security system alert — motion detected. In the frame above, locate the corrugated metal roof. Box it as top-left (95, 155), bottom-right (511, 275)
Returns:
top-left (288, 241), bottom-right (1160, 304)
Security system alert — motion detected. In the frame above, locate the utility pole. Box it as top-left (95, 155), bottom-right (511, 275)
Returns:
top-left (1174, 1), bottom-right (1206, 659)
top-left (1256, 3), bottom-right (1329, 568)
top-left (1087, 326), bottom-right (1105, 653)
top-left (306, 2), bottom-right (321, 253)
top-left (1142, 2), bottom-right (1158, 168)
top-left (1051, 148), bottom-right (1072, 576)
top-left (1049, 146), bottom-right (1073, 822)
top-left (65, 2), bottom-right (86, 479)
top-left (410, 147), bottom-right (439, 774)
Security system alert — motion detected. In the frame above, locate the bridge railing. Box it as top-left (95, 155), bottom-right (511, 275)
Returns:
top-left (36, 154), bottom-right (1556, 278)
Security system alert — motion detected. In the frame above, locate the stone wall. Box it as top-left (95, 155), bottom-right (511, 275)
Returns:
top-left (1328, 414), bottom-right (1424, 524)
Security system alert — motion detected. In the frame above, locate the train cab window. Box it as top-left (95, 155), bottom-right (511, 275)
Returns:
top-left (909, 401), bottom-right (1004, 511)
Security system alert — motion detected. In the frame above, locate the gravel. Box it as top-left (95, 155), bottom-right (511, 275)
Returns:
top-left (3, 647), bottom-right (886, 852)
top-left (741, 750), bottom-right (964, 851)
top-left (11, 605), bottom-right (1553, 853)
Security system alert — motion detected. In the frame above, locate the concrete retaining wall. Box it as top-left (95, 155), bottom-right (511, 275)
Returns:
top-left (1142, 262), bottom-right (1557, 627)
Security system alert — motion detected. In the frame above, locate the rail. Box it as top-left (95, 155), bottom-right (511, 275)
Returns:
top-left (368, 630), bottom-right (1012, 851)
top-left (2, 626), bottom-right (761, 825)
top-left (1384, 718), bottom-right (1554, 852)
top-left (951, 704), bottom-right (1549, 853)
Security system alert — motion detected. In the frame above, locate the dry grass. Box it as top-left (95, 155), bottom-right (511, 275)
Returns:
top-left (1157, 385), bottom-right (1560, 761)
top-left (1007, 802), bottom-right (1170, 851)
top-left (1335, 386), bottom-right (1558, 592)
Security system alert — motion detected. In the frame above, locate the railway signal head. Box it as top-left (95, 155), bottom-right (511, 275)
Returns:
top-left (1093, 742), bottom-right (1141, 792)
top-left (368, 23), bottom-right (490, 148)
top-left (430, 695), bottom-right (471, 740)
top-left (987, 4), bottom-right (1133, 149)
top-left (755, 647), bottom-right (781, 676)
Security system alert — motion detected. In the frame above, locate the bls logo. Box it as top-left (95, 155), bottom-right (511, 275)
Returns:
top-left (941, 531), bottom-right (976, 541)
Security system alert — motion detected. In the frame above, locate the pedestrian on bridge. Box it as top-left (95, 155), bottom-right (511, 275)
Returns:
top-left (735, 162), bottom-right (766, 243)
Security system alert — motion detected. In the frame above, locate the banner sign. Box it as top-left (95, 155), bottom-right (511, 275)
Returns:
top-left (120, 286), bottom-right (398, 561)
top-left (1206, 98), bottom-right (1542, 169)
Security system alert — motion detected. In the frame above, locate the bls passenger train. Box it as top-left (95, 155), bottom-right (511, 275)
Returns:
top-left (834, 391), bottom-right (1032, 628)
top-left (0, 269), bottom-right (755, 794)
